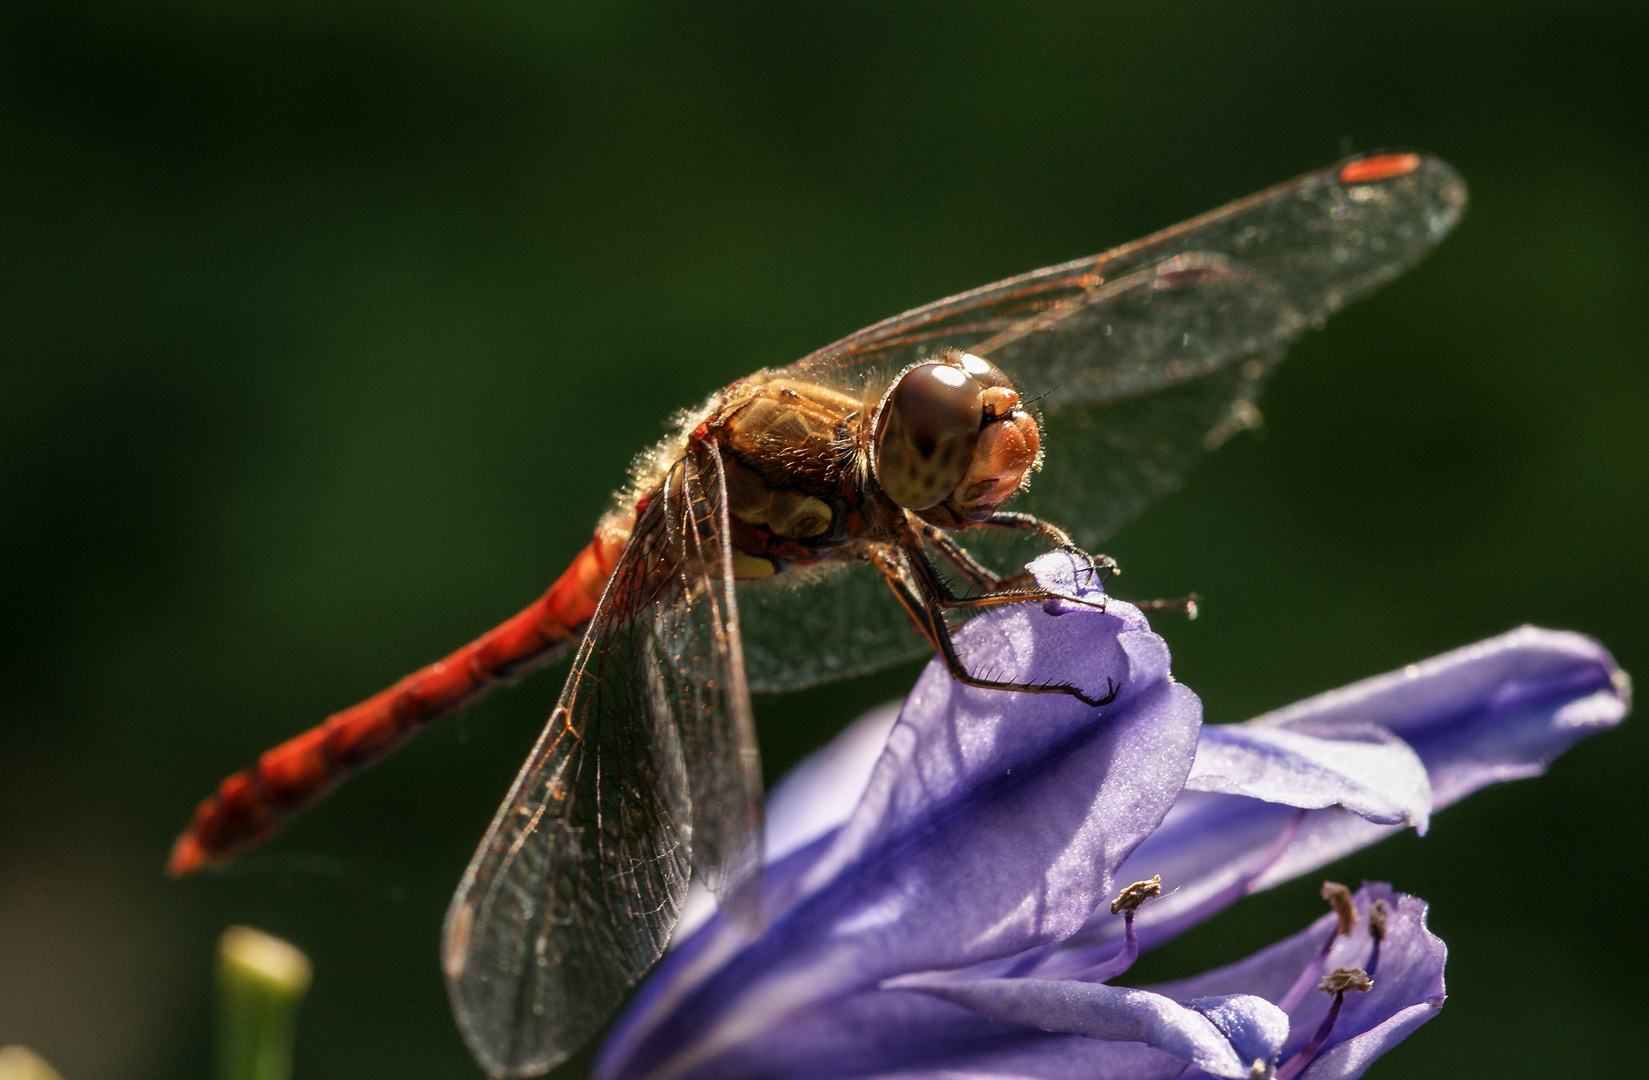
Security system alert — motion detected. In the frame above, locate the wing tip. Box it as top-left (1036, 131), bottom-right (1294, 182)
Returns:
top-left (1334, 150), bottom-right (1469, 251)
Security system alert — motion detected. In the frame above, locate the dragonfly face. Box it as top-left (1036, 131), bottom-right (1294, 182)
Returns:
top-left (169, 152), bottom-right (1468, 1079)
top-left (871, 350), bottom-right (1041, 529)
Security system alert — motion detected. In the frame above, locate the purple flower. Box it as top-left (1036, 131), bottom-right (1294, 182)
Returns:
top-left (597, 554), bottom-right (1629, 1080)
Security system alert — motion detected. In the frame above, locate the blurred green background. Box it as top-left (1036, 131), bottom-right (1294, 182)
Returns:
top-left (1, 2), bottom-right (1644, 1077)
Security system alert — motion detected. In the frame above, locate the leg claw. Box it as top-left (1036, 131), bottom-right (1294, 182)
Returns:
top-left (1057, 543), bottom-right (1119, 589)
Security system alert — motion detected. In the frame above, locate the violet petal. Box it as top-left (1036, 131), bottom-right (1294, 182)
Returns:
top-left (1184, 993), bottom-right (1294, 1073)
top-left (1153, 883), bottom-right (1446, 1068)
top-left (862, 1035), bottom-right (1210, 1080)
top-left (598, 554), bottom-right (1199, 1080)
top-left (1047, 627), bottom-right (1626, 959)
top-left (646, 883), bottom-right (1428, 1080)
top-left (1254, 626), bottom-right (1628, 812)
top-left (888, 976), bottom-right (1285, 1080)
top-left (1295, 1002), bottom-right (1441, 1080)
top-left (1185, 721), bottom-right (1431, 832)
top-left (599, 554), bottom-right (1607, 1080)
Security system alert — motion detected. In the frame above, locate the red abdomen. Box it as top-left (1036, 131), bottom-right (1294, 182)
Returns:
top-left (167, 528), bottom-right (626, 876)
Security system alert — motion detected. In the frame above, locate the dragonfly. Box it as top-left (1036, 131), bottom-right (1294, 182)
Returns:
top-left (169, 152), bottom-right (1465, 1077)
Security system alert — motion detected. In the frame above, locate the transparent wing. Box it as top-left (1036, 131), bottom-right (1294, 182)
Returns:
top-left (441, 448), bottom-right (761, 1078)
top-left (785, 152), bottom-right (1467, 549)
top-left (662, 440), bottom-right (763, 908)
top-left (737, 154), bottom-right (1467, 693)
top-left (740, 561), bottom-right (928, 693)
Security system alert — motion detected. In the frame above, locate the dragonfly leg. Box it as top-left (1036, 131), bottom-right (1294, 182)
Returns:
top-left (926, 531), bottom-right (1014, 592)
top-left (964, 512), bottom-right (1196, 622)
top-left (920, 522), bottom-right (1106, 613)
top-left (1134, 593), bottom-right (1202, 620)
top-left (907, 540), bottom-right (1103, 614)
top-left (972, 511), bottom-right (1120, 588)
top-left (872, 545), bottom-right (1119, 709)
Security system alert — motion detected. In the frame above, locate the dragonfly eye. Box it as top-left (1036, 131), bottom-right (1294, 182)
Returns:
top-left (874, 362), bottom-right (985, 511)
top-left (956, 350), bottom-right (1012, 389)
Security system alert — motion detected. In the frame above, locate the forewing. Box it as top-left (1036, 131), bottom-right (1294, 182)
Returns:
top-left (787, 153), bottom-right (1466, 548)
top-left (662, 440), bottom-right (763, 907)
top-left (441, 448), bottom-right (762, 1078)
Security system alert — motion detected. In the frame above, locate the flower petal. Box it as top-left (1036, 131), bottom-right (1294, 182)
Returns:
top-left (1254, 626), bottom-right (1628, 811)
top-left (809, 554), bottom-right (1162, 890)
top-left (631, 885), bottom-right (1424, 1080)
top-left (1185, 721), bottom-right (1431, 832)
top-left (1295, 1002), bottom-right (1440, 1080)
top-left (1042, 627), bottom-right (1626, 961)
top-left (863, 1035), bottom-right (1208, 1080)
top-left (1184, 993), bottom-right (1293, 1073)
top-left (1152, 883), bottom-right (1446, 1072)
top-left (888, 976), bottom-right (1285, 1079)
top-left (599, 554), bottom-right (1200, 1080)
top-left (602, 585), bottom-right (1598, 1080)
top-left (675, 703), bottom-right (901, 942)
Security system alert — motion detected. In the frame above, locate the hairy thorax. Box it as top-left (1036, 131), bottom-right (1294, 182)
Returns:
top-left (607, 350), bottom-right (1042, 586)
top-left (709, 375), bottom-right (892, 578)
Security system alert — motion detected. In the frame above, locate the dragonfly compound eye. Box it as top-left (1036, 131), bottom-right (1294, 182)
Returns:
top-left (874, 362), bottom-right (985, 511)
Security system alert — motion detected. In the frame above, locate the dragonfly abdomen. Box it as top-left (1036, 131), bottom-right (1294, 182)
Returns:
top-left (167, 526), bottom-right (629, 876)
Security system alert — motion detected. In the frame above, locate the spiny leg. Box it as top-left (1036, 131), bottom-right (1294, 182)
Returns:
top-left (921, 519), bottom-right (1110, 612)
top-left (932, 511), bottom-right (1119, 593)
top-left (872, 545), bottom-right (1119, 709)
top-left (974, 511), bottom-right (1119, 587)
top-left (922, 521), bottom-right (1047, 593)
top-left (974, 506), bottom-right (1196, 622)
top-left (1134, 594), bottom-right (1201, 620)
top-left (911, 534), bottom-right (1104, 613)
top-left (979, 511), bottom-right (1198, 621)
top-left (926, 531), bottom-right (1011, 592)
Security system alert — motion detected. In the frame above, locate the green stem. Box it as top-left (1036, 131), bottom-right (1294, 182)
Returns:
top-left (216, 926), bottom-right (312, 1080)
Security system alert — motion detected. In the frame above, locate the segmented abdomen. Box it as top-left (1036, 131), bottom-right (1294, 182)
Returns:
top-left (167, 527), bottom-right (627, 876)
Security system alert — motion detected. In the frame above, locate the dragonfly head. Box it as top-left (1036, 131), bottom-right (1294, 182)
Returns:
top-left (872, 350), bottom-right (1041, 529)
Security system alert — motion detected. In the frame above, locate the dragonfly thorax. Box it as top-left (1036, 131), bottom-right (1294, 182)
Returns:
top-left (872, 350), bottom-right (1041, 529)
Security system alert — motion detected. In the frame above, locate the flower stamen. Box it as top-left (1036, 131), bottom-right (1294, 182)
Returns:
top-left (1068, 876), bottom-right (1162, 983)
top-left (1365, 898), bottom-right (1389, 980)
top-left (1275, 967), bottom-right (1372, 1080)
top-left (1275, 882), bottom-right (1358, 1015)
top-left (1117, 808), bottom-right (1312, 961)
top-left (1319, 967), bottom-right (1373, 994)
top-left (1322, 882), bottom-right (1357, 936)
top-left (1110, 874), bottom-right (1163, 915)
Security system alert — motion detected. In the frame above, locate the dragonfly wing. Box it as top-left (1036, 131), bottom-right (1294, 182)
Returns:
top-left (658, 439), bottom-right (763, 908)
top-left (739, 561), bottom-right (929, 694)
top-left (783, 153), bottom-right (1466, 549)
top-left (1021, 350), bottom-right (1282, 548)
top-left (442, 446), bottom-right (763, 1078)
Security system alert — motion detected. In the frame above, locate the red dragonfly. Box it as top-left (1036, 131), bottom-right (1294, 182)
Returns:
top-left (171, 152), bottom-right (1464, 1076)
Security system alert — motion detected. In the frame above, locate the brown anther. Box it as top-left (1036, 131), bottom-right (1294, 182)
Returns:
top-left (1368, 898), bottom-right (1389, 943)
top-left (1110, 875), bottom-right (1162, 915)
top-left (1318, 967), bottom-right (1373, 995)
top-left (980, 385), bottom-right (1019, 419)
top-left (1321, 881), bottom-right (1357, 936)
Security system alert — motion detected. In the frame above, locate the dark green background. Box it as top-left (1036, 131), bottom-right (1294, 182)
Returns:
top-left (2, 3), bottom-right (1644, 1078)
